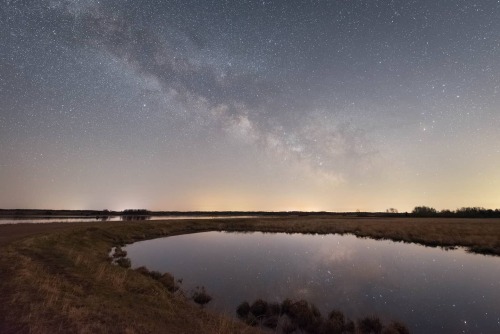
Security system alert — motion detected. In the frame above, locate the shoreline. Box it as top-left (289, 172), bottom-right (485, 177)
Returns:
top-left (1, 217), bottom-right (499, 333)
top-left (3, 215), bottom-right (498, 254)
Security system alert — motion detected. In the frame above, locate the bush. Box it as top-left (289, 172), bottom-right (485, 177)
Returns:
top-left (250, 299), bottom-right (268, 318)
top-left (149, 270), bottom-right (162, 280)
top-left (262, 315), bottom-right (279, 329)
top-left (322, 310), bottom-right (346, 334)
top-left (192, 287), bottom-right (212, 306)
top-left (382, 321), bottom-right (410, 334)
top-left (283, 299), bottom-right (322, 331)
top-left (236, 301), bottom-right (250, 318)
top-left (268, 302), bottom-right (281, 316)
top-left (116, 257), bottom-right (131, 268)
top-left (244, 313), bottom-right (258, 326)
top-left (358, 316), bottom-right (383, 334)
top-left (158, 272), bottom-right (179, 292)
top-left (112, 246), bottom-right (127, 258)
top-left (281, 316), bottom-right (298, 334)
top-left (328, 310), bottom-right (345, 324)
top-left (236, 298), bottom-right (407, 334)
top-left (133, 267), bottom-right (180, 292)
top-left (134, 266), bottom-right (151, 276)
top-left (281, 298), bottom-right (293, 314)
top-left (344, 319), bottom-right (355, 333)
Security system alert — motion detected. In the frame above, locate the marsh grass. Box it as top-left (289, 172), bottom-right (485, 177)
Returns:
top-left (0, 222), bottom-right (262, 333)
top-left (133, 266), bottom-right (180, 292)
top-left (115, 257), bottom-right (131, 268)
top-left (220, 216), bottom-right (500, 256)
top-left (1, 216), bottom-right (499, 333)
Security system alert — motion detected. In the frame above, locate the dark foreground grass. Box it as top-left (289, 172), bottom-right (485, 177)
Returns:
top-left (0, 220), bottom-right (263, 334)
top-left (0, 216), bottom-right (499, 333)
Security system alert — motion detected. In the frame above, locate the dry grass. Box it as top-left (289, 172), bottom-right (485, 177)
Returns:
top-left (223, 216), bottom-right (500, 255)
top-left (0, 216), bottom-right (499, 333)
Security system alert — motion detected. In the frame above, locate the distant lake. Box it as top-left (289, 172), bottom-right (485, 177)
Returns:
top-left (0, 216), bottom-right (255, 224)
top-left (125, 231), bottom-right (500, 334)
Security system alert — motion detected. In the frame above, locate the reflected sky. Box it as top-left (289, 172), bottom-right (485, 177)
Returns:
top-left (125, 232), bottom-right (500, 334)
top-left (0, 215), bottom-right (255, 224)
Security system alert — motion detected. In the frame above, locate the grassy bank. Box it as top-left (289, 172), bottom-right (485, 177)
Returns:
top-left (0, 220), bottom-right (263, 333)
top-left (1, 216), bottom-right (499, 333)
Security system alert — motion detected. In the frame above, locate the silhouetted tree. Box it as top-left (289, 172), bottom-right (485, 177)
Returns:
top-left (412, 206), bottom-right (437, 216)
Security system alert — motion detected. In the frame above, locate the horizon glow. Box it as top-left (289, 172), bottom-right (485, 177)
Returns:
top-left (1, 1), bottom-right (499, 212)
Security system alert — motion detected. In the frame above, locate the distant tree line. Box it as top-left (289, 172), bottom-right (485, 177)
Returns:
top-left (2, 207), bottom-right (499, 219)
top-left (410, 206), bottom-right (500, 218)
top-left (122, 209), bottom-right (151, 215)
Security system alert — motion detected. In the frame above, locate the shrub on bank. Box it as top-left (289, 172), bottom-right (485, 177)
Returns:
top-left (236, 298), bottom-right (409, 334)
top-left (358, 316), bottom-right (383, 334)
top-left (192, 286), bottom-right (212, 307)
top-left (116, 257), bottom-right (131, 268)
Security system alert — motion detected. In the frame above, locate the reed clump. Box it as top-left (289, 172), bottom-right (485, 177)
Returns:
top-left (236, 298), bottom-right (409, 334)
top-left (192, 286), bottom-right (212, 307)
top-left (133, 266), bottom-right (181, 293)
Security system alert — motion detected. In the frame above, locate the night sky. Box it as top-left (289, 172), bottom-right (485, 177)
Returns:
top-left (1, 0), bottom-right (499, 211)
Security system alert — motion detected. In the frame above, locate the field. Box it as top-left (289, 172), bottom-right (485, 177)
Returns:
top-left (1, 216), bottom-right (499, 333)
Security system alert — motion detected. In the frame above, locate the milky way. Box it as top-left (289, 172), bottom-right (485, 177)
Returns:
top-left (1, 0), bottom-right (499, 211)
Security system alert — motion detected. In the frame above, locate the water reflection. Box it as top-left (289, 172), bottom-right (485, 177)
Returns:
top-left (125, 232), bottom-right (500, 334)
top-left (120, 215), bottom-right (151, 221)
top-left (0, 215), bottom-right (255, 224)
top-left (0, 216), bottom-right (119, 224)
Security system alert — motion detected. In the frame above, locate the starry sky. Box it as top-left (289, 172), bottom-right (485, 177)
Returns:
top-left (1, 0), bottom-right (499, 212)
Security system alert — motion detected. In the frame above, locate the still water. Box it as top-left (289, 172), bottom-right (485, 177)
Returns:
top-left (125, 231), bottom-right (500, 334)
top-left (0, 216), bottom-right (254, 224)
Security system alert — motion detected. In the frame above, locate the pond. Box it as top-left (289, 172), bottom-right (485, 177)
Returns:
top-left (124, 231), bottom-right (500, 334)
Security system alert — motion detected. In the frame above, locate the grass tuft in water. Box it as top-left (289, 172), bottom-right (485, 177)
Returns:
top-left (192, 286), bottom-right (212, 307)
top-left (237, 298), bottom-right (409, 334)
